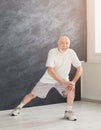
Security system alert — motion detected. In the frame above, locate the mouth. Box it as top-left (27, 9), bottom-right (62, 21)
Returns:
top-left (62, 48), bottom-right (68, 50)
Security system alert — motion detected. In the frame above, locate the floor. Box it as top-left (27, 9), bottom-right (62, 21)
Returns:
top-left (0, 101), bottom-right (101, 130)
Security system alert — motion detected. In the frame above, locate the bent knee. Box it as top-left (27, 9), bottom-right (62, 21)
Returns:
top-left (27, 93), bottom-right (36, 99)
top-left (67, 88), bottom-right (75, 93)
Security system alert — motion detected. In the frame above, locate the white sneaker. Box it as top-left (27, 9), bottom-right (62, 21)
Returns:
top-left (11, 107), bottom-right (21, 116)
top-left (64, 110), bottom-right (77, 121)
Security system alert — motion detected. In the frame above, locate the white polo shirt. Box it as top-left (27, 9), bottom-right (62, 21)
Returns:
top-left (40, 48), bottom-right (81, 83)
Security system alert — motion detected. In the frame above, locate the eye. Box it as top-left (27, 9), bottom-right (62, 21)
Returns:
top-left (61, 42), bottom-right (68, 45)
top-left (66, 42), bottom-right (69, 44)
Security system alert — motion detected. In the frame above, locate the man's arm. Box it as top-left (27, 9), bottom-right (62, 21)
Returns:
top-left (66, 66), bottom-right (83, 91)
top-left (47, 67), bottom-right (73, 87)
top-left (72, 66), bottom-right (83, 84)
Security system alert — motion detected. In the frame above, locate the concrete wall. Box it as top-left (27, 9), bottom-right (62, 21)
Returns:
top-left (0, 0), bottom-right (86, 110)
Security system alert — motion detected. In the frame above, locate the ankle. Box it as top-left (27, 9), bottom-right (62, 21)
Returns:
top-left (17, 102), bottom-right (25, 109)
top-left (67, 104), bottom-right (72, 111)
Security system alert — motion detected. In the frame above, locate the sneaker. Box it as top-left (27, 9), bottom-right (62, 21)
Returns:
top-left (64, 110), bottom-right (77, 121)
top-left (11, 107), bottom-right (21, 116)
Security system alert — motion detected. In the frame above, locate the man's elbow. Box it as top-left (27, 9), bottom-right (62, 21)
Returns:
top-left (77, 66), bottom-right (83, 74)
top-left (47, 67), bottom-right (54, 75)
top-left (79, 66), bottom-right (83, 74)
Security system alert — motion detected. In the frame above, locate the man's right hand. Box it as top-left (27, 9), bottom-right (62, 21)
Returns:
top-left (62, 80), bottom-right (75, 87)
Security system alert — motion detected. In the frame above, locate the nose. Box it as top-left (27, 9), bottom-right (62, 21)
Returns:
top-left (63, 43), bottom-right (67, 47)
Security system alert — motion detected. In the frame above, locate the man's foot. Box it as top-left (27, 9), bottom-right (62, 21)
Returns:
top-left (10, 107), bottom-right (21, 116)
top-left (64, 110), bottom-right (77, 121)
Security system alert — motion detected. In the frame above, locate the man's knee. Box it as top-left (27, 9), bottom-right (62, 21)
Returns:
top-left (27, 93), bottom-right (35, 99)
top-left (67, 88), bottom-right (75, 94)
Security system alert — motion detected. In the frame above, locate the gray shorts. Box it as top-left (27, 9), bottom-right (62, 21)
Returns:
top-left (31, 81), bottom-right (67, 98)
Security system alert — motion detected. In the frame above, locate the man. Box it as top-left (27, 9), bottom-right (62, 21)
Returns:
top-left (11, 36), bottom-right (82, 121)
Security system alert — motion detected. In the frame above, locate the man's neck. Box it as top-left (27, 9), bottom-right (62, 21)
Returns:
top-left (58, 48), bottom-right (67, 53)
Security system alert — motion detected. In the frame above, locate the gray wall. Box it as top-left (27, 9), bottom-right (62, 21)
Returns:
top-left (0, 0), bottom-right (86, 110)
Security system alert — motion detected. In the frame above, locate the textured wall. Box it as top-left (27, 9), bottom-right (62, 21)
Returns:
top-left (0, 0), bottom-right (86, 110)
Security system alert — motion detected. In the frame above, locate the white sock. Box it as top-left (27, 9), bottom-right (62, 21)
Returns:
top-left (67, 105), bottom-right (72, 111)
top-left (17, 102), bottom-right (25, 109)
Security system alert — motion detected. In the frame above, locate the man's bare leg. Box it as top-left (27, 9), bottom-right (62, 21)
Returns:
top-left (67, 88), bottom-right (75, 111)
top-left (64, 88), bottom-right (77, 121)
top-left (11, 93), bottom-right (36, 116)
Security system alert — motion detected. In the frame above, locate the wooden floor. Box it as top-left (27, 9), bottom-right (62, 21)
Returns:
top-left (0, 101), bottom-right (101, 130)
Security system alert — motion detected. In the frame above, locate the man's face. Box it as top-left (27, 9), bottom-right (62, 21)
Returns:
top-left (57, 37), bottom-right (70, 52)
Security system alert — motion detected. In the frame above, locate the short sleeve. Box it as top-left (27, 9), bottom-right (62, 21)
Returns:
top-left (71, 51), bottom-right (81, 68)
top-left (46, 50), bottom-right (55, 68)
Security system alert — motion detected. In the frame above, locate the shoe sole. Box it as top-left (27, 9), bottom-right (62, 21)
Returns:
top-left (10, 112), bottom-right (21, 116)
top-left (64, 116), bottom-right (77, 121)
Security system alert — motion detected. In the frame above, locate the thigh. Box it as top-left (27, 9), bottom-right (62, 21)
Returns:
top-left (54, 83), bottom-right (67, 97)
top-left (31, 82), bottom-right (55, 98)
